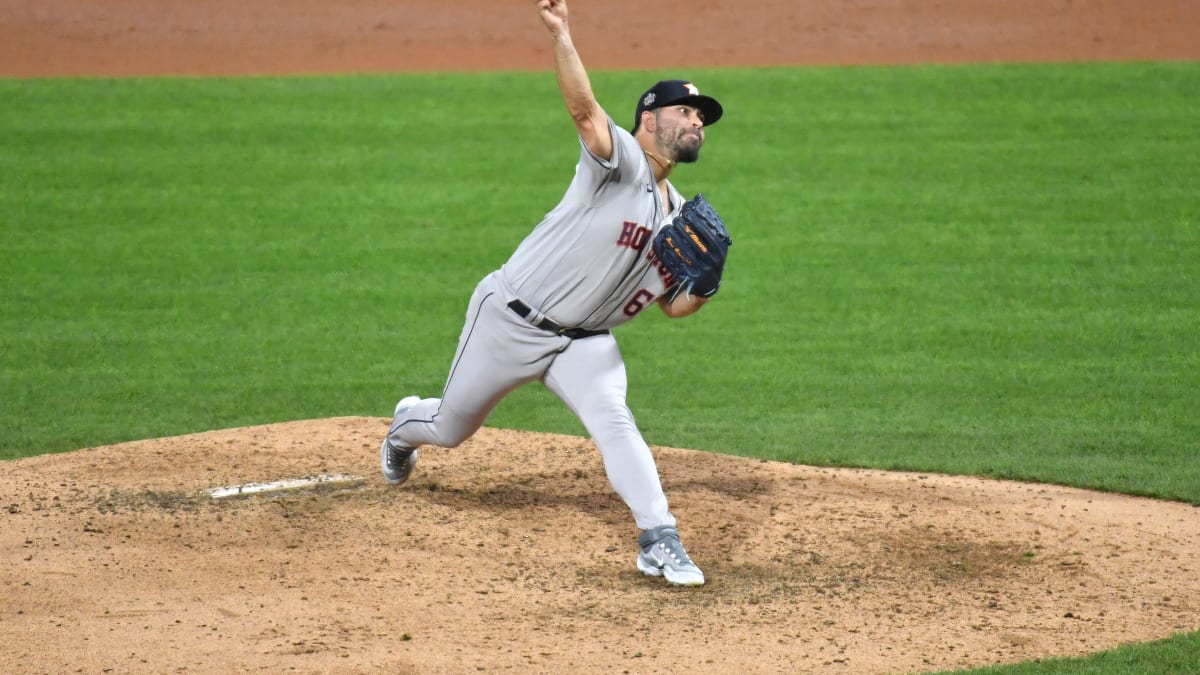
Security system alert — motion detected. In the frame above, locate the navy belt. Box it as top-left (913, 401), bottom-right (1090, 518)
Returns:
top-left (507, 300), bottom-right (609, 340)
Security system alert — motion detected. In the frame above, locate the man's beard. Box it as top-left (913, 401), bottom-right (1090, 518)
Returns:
top-left (675, 144), bottom-right (701, 163)
top-left (658, 126), bottom-right (703, 164)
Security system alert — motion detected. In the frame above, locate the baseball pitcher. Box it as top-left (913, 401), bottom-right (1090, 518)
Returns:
top-left (381, 0), bottom-right (732, 586)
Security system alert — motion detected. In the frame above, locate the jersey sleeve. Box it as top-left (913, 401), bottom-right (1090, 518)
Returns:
top-left (572, 116), bottom-right (641, 189)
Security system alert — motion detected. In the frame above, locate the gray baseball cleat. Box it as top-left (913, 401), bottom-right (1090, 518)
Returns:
top-left (636, 525), bottom-right (705, 586)
top-left (380, 396), bottom-right (421, 485)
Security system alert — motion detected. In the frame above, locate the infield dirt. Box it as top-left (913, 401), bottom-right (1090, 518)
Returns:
top-left (3, 1), bottom-right (1199, 673)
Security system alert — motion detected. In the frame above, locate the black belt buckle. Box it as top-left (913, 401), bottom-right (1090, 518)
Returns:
top-left (560, 327), bottom-right (605, 339)
top-left (507, 299), bottom-right (608, 340)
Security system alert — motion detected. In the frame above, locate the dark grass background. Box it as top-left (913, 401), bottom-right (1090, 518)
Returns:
top-left (2, 62), bottom-right (1198, 673)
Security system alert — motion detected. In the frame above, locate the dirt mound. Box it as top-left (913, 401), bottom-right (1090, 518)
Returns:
top-left (2, 419), bottom-right (1197, 673)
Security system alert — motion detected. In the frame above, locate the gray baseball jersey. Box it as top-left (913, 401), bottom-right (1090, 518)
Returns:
top-left (500, 117), bottom-right (683, 330)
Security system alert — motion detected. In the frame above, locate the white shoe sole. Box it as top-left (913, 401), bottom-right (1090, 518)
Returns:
top-left (393, 395), bottom-right (421, 417)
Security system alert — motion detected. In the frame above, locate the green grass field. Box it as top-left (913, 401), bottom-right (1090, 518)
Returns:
top-left (2, 62), bottom-right (1197, 673)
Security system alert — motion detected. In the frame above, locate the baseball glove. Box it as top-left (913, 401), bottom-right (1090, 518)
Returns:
top-left (653, 193), bottom-right (732, 298)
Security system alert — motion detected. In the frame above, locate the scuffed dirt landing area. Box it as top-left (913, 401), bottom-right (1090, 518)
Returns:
top-left (2, 419), bottom-right (1198, 673)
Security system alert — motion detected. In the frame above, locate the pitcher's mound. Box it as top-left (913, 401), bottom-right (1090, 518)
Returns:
top-left (3, 417), bottom-right (1198, 673)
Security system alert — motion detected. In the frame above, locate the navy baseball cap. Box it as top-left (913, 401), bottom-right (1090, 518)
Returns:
top-left (633, 80), bottom-right (724, 131)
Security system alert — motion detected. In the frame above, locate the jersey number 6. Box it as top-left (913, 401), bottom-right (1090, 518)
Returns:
top-left (623, 288), bottom-right (656, 317)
